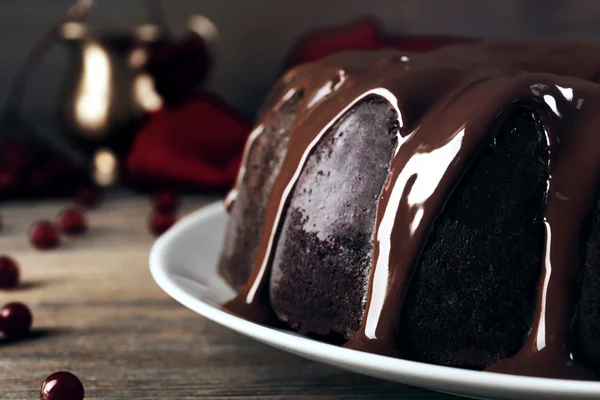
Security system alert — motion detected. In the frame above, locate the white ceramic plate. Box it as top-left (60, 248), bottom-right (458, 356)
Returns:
top-left (150, 201), bottom-right (600, 400)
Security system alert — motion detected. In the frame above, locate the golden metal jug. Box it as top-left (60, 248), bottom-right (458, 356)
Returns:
top-left (58, 22), bottom-right (163, 159)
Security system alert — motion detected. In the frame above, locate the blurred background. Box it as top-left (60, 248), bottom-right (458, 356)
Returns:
top-left (4, 0), bottom-right (600, 119)
top-left (1, 0), bottom-right (600, 201)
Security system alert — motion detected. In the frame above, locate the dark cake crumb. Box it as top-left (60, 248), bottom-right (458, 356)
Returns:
top-left (399, 106), bottom-right (548, 369)
top-left (218, 91), bottom-right (304, 288)
top-left (269, 97), bottom-right (398, 338)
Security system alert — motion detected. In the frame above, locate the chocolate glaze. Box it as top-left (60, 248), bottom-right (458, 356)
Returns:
top-left (224, 42), bottom-right (600, 379)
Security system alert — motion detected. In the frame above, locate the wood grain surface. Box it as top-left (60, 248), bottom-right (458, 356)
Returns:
top-left (0, 192), bottom-right (458, 399)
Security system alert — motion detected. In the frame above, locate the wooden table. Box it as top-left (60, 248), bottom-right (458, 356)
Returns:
top-left (0, 192), bottom-right (458, 399)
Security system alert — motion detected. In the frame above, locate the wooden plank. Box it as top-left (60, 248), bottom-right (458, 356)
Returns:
top-left (0, 192), bottom-right (456, 399)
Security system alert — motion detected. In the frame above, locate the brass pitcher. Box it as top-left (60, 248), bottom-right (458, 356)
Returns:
top-left (58, 22), bottom-right (163, 161)
top-left (1, 0), bottom-right (217, 187)
top-left (57, 13), bottom-right (218, 187)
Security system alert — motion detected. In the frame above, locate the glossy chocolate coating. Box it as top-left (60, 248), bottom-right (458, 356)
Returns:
top-left (224, 42), bottom-right (600, 379)
top-left (219, 91), bottom-right (304, 288)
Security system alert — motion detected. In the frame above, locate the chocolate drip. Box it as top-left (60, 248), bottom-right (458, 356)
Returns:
top-left (224, 42), bottom-right (600, 379)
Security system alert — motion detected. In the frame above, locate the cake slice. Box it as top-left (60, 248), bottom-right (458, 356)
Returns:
top-left (218, 91), bottom-right (303, 288)
top-left (269, 97), bottom-right (397, 339)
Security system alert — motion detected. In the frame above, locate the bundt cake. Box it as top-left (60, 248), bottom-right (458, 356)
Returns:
top-left (217, 42), bottom-right (600, 380)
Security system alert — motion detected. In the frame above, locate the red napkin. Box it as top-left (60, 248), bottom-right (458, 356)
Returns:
top-left (125, 93), bottom-right (252, 192)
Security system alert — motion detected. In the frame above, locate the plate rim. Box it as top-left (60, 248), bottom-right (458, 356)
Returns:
top-left (150, 201), bottom-right (600, 399)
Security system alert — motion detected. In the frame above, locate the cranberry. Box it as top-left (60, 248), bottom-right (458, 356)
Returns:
top-left (40, 371), bottom-right (84, 400)
top-left (0, 302), bottom-right (32, 340)
top-left (152, 190), bottom-right (180, 212)
top-left (30, 220), bottom-right (60, 250)
top-left (57, 207), bottom-right (87, 235)
top-left (149, 210), bottom-right (177, 236)
top-left (0, 256), bottom-right (19, 289)
top-left (74, 185), bottom-right (102, 208)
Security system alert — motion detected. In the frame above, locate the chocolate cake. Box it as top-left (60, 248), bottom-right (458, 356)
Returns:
top-left (218, 42), bottom-right (600, 380)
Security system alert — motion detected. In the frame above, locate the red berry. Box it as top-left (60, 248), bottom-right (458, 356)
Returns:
top-left (152, 190), bottom-right (180, 212)
top-left (149, 211), bottom-right (177, 236)
top-left (74, 185), bottom-right (102, 208)
top-left (0, 302), bottom-right (32, 340)
top-left (30, 220), bottom-right (60, 250)
top-left (0, 256), bottom-right (19, 289)
top-left (57, 207), bottom-right (87, 235)
top-left (40, 371), bottom-right (84, 400)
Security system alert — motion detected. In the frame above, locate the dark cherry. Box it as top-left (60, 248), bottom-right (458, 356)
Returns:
top-left (40, 371), bottom-right (84, 400)
top-left (0, 256), bottom-right (19, 289)
top-left (57, 207), bottom-right (87, 235)
top-left (74, 185), bottom-right (102, 209)
top-left (152, 190), bottom-right (180, 212)
top-left (146, 32), bottom-right (212, 105)
top-left (149, 210), bottom-right (177, 236)
top-left (30, 220), bottom-right (60, 250)
top-left (0, 302), bottom-right (32, 340)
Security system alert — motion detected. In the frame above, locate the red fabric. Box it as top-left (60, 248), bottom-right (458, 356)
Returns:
top-left (125, 94), bottom-right (252, 191)
top-left (286, 19), bottom-right (474, 68)
top-left (287, 19), bottom-right (382, 66)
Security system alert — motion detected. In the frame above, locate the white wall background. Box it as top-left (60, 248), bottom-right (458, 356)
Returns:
top-left (2, 0), bottom-right (600, 123)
